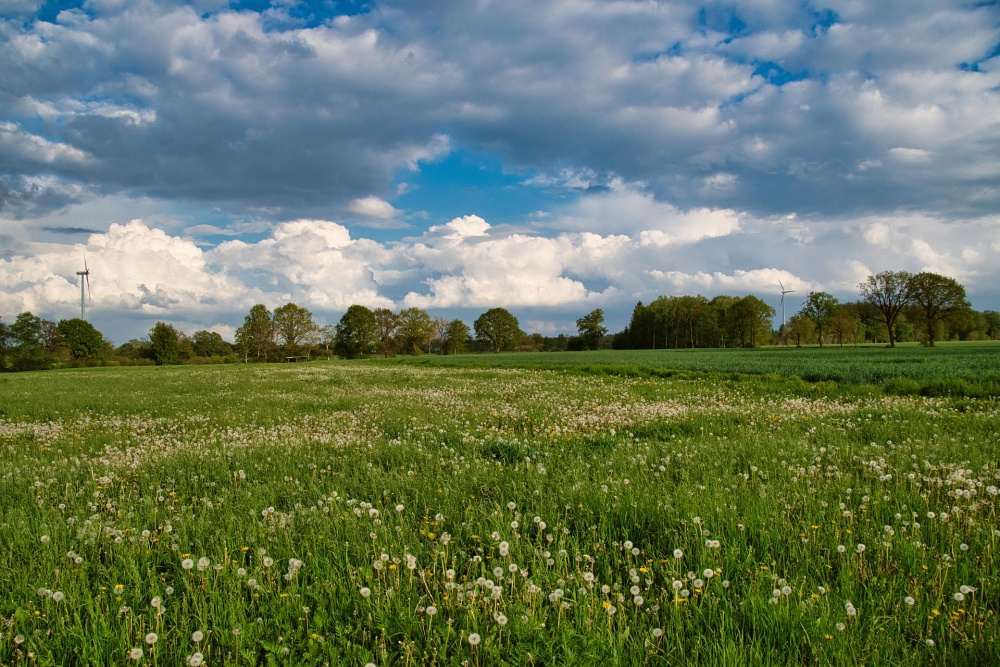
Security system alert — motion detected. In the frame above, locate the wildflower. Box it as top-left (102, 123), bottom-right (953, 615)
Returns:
top-left (395, 504), bottom-right (404, 513)
top-left (836, 623), bottom-right (846, 632)
top-left (150, 597), bottom-right (162, 610)
top-left (703, 568), bottom-right (715, 579)
top-left (197, 557), bottom-right (210, 572)
top-left (652, 628), bottom-right (664, 638)
top-left (855, 544), bottom-right (866, 554)
top-left (845, 602), bottom-right (857, 617)
top-left (953, 592), bottom-right (965, 602)
top-left (145, 632), bottom-right (158, 645)
top-left (495, 613), bottom-right (508, 626)
top-left (262, 557), bottom-right (274, 568)
top-left (499, 541), bottom-right (510, 557)
top-left (14, 634), bottom-right (25, 645)
top-left (181, 558), bottom-right (194, 570)
top-left (192, 630), bottom-right (204, 642)
top-left (904, 596), bottom-right (915, 606)
top-left (40, 535), bottom-right (50, 545)
top-left (129, 648), bottom-right (143, 660)
top-left (836, 545), bottom-right (846, 553)
top-left (52, 591), bottom-right (65, 602)
top-left (426, 605), bottom-right (437, 616)
top-left (926, 639), bottom-right (935, 647)
top-left (360, 587), bottom-right (372, 598)
top-left (468, 633), bottom-right (481, 646)
top-left (673, 549), bottom-right (683, 560)
top-left (188, 653), bottom-right (204, 666)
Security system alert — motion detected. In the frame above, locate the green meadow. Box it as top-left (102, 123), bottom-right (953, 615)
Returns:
top-left (1, 345), bottom-right (998, 665)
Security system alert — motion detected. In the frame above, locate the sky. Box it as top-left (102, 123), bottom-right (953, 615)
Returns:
top-left (1, 0), bottom-right (999, 342)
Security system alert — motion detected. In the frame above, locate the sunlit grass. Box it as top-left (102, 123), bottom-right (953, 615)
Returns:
top-left (1, 357), bottom-right (998, 665)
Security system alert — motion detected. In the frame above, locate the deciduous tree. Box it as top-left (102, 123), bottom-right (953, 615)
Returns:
top-left (373, 308), bottom-right (399, 357)
top-left (474, 308), bottom-right (521, 352)
top-left (273, 302), bottom-right (317, 354)
top-left (334, 305), bottom-right (378, 358)
top-left (57, 318), bottom-right (107, 359)
top-left (235, 304), bottom-right (275, 361)
top-left (444, 319), bottom-right (470, 355)
top-left (576, 309), bottom-right (607, 350)
top-left (907, 272), bottom-right (969, 346)
top-left (396, 307), bottom-right (434, 355)
top-left (801, 292), bottom-right (838, 347)
top-left (149, 321), bottom-right (181, 365)
top-left (859, 271), bottom-right (912, 347)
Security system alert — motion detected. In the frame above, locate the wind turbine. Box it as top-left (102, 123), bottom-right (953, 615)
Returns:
top-left (76, 256), bottom-right (92, 320)
top-left (778, 280), bottom-right (795, 333)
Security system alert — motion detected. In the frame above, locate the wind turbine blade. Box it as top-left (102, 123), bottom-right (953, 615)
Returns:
top-left (86, 273), bottom-right (92, 302)
top-left (778, 279), bottom-right (784, 292)
top-left (84, 255), bottom-right (88, 272)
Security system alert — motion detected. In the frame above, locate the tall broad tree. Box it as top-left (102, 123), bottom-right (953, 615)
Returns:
top-left (9, 312), bottom-right (52, 370)
top-left (828, 307), bottom-right (861, 346)
top-left (191, 330), bottom-right (231, 357)
top-left (235, 304), bottom-right (275, 362)
top-left (859, 271), bottom-right (912, 347)
top-left (432, 316), bottom-right (450, 354)
top-left (474, 308), bottom-right (521, 352)
top-left (444, 319), bottom-right (470, 355)
top-left (149, 321), bottom-right (181, 365)
top-left (801, 291), bottom-right (838, 347)
top-left (576, 308), bottom-right (608, 350)
top-left (373, 308), bottom-right (399, 357)
top-left (785, 313), bottom-right (815, 347)
top-left (56, 318), bottom-right (107, 359)
top-left (907, 272), bottom-right (970, 346)
top-left (334, 305), bottom-right (378, 358)
top-left (396, 307), bottom-right (435, 355)
top-left (273, 302), bottom-right (317, 355)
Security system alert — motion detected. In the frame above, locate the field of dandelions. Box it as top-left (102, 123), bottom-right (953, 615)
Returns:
top-left (1, 353), bottom-right (998, 665)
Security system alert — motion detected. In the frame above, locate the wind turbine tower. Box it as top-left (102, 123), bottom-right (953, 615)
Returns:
top-left (778, 280), bottom-right (795, 331)
top-left (76, 257), bottom-right (92, 320)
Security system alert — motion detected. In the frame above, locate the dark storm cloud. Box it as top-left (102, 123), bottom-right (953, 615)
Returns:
top-left (0, 0), bottom-right (997, 221)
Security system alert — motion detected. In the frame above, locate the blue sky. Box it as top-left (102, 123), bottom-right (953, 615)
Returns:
top-left (1, 0), bottom-right (999, 341)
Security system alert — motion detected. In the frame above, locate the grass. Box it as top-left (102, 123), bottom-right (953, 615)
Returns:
top-left (0, 346), bottom-right (998, 665)
top-left (382, 341), bottom-right (1000, 396)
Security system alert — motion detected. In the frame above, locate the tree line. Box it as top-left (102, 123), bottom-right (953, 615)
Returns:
top-left (2, 270), bottom-right (997, 371)
top-left (613, 271), bottom-right (997, 350)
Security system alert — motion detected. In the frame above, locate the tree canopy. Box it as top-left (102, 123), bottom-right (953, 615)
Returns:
top-left (474, 308), bottom-right (521, 352)
top-left (334, 305), bottom-right (378, 358)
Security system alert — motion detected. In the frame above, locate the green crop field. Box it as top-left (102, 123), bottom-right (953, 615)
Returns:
top-left (382, 341), bottom-right (1000, 396)
top-left (1, 347), bottom-right (999, 665)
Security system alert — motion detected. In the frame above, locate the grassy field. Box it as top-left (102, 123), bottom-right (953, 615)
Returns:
top-left (383, 341), bottom-right (1000, 396)
top-left (1, 348), bottom-right (998, 665)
